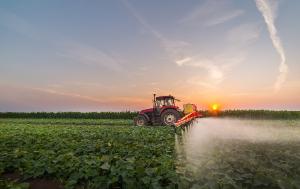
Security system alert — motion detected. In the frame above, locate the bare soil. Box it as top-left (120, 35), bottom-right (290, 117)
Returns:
top-left (1, 172), bottom-right (64, 189)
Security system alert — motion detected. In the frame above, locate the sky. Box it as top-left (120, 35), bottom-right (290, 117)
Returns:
top-left (0, 0), bottom-right (299, 112)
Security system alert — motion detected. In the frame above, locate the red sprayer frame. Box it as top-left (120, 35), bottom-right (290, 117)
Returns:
top-left (174, 111), bottom-right (202, 127)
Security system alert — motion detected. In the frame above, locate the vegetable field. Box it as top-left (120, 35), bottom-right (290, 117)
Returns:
top-left (0, 119), bottom-right (177, 189)
top-left (1, 118), bottom-right (300, 189)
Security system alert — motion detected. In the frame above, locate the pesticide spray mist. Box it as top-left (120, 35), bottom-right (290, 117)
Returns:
top-left (175, 118), bottom-right (300, 176)
top-left (255, 0), bottom-right (288, 91)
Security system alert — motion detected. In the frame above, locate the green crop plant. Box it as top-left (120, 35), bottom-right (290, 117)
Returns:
top-left (0, 122), bottom-right (177, 189)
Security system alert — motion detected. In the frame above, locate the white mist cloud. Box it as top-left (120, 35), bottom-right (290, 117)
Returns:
top-left (175, 57), bottom-right (192, 66)
top-left (227, 23), bottom-right (261, 45)
top-left (59, 42), bottom-right (123, 72)
top-left (255, 0), bottom-right (288, 91)
top-left (121, 0), bottom-right (190, 63)
top-left (179, 54), bottom-right (245, 86)
top-left (180, 0), bottom-right (244, 27)
top-left (176, 57), bottom-right (223, 82)
top-left (31, 87), bottom-right (106, 104)
top-left (121, 0), bottom-right (233, 85)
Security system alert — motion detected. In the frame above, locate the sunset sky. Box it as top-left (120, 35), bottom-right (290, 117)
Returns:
top-left (0, 0), bottom-right (299, 111)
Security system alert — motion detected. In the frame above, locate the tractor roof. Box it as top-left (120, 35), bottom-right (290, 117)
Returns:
top-left (156, 95), bottom-right (175, 100)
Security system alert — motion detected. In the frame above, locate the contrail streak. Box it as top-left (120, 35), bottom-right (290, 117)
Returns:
top-left (121, 0), bottom-right (165, 42)
top-left (255, 0), bottom-right (288, 91)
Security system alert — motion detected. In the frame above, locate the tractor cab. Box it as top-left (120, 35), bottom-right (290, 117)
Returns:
top-left (154, 95), bottom-right (176, 108)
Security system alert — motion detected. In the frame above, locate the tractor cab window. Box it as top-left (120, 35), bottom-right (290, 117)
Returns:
top-left (155, 100), bottom-right (163, 108)
top-left (165, 98), bottom-right (174, 106)
top-left (156, 98), bottom-right (175, 107)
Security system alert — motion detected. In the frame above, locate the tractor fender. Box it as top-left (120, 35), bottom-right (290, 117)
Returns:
top-left (138, 113), bottom-right (150, 122)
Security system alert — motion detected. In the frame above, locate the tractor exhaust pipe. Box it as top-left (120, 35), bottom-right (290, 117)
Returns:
top-left (153, 94), bottom-right (156, 108)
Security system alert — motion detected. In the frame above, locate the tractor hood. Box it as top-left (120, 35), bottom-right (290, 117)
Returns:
top-left (139, 106), bottom-right (180, 114)
top-left (140, 108), bottom-right (153, 114)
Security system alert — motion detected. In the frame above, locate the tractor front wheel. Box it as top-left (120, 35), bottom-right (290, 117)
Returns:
top-left (134, 115), bottom-right (147, 126)
top-left (161, 109), bottom-right (180, 126)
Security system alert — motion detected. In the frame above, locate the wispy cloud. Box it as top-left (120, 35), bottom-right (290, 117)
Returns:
top-left (255, 0), bottom-right (288, 91)
top-left (187, 77), bottom-right (219, 90)
top-left (32, 87), bottom-right (106, 104)
top-left (59, 42), bottom-right (123, 72)
top-left (121, 0), bottom-right (190, 63)
top-left (47, 82), bottom-right (116, 90)
top-left (178, 54), bottom-right (245, 86)
top-left (227, 23), bottom-right (261, 45)
top-left (177, 57), bottom-right (223, 82)
top-left (206, 10), bottom-right (244, 26)
top-left (30, 87), bottom-right (148, 109)
top-left (180, 0), bottom-right (244, 27)
top-left (0, 9), bottom-right (123, 73)
top-left (121, 0), bottom-right (241, 86)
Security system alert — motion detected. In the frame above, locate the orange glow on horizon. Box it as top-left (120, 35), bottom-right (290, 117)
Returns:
top-left (211, 103), bottom-right (220, 111)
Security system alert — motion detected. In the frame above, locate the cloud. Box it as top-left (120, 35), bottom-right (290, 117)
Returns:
top-left (47, 82), bottom-right (117, 91)
top-left (180, 0), bottom-right (244, 27)
top-left (0, 9), bottom-right (123, 73)
top-left (206, 10), bottom-right (244, 26)
top-left (187, 77), bottom-right (219, 89)
top-left (59, 42), bottom-right (123, 72)
top-left (121, 0), bottom-right (190, 62)
top-left (31, 87), bottom-right (106, 104)
top-left (122, 0), bottom-right (252, 89)
top-left (255, 0), bottom-right (288, 91)
top-left (175, 57), bottom-right (192, 66)
top-left (121, 0), bottom-right (163, 40)
top-left (177, 54), bottom-right (245, 85)
top-left (121, 0), bottom-right (225, 84)
top-left (30, 87), bottom-right (149, 110)
top-left (176, 57), bottom-right (223, 82)
top-left (227, 23), bottom-right (261, 45)
top-left (0, 84), bottom-right (150, 111)
top-left (161, 39), bottom-right (191, 64)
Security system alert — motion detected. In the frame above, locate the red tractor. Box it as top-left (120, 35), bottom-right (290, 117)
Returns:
top-left (134, 94), bottom-right (201, 126)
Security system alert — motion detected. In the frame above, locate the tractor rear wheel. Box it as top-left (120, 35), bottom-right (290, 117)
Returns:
top-left (134, 115), bottom-right (147, 126)
top-left (161, 109), bottom-right (180, 126)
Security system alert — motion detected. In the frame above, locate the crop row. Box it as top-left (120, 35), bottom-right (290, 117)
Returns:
top-left (0, 118), bottom-right (133, 126)
top-left (0, 123), bottom-right (177, 189)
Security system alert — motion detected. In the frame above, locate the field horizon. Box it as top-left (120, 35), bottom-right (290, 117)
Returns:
top-left (0, 110), bottom-right (299, 120)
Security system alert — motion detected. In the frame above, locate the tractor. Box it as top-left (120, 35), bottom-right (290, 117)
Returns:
top-left (134, 94), bottom-right (200, 126)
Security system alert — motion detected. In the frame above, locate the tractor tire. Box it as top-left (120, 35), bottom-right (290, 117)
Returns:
top-left (134, 115), bottom-right (147, 126)
top-left (161, 109), bottom-right (181, 126)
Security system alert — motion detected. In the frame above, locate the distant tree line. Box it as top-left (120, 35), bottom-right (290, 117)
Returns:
top-left (199, 110), bottom-right (300, 119)
top-left (0, 110), bottom-right (299, 119)
top-left (0, 112), bottom-right (138, 119)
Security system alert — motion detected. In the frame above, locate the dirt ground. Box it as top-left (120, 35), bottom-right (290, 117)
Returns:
top-left (2, 172), bottom-right (64, 189)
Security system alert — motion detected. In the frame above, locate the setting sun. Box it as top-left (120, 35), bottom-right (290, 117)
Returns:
top-left (212, 103), bottom-right (220, 111)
